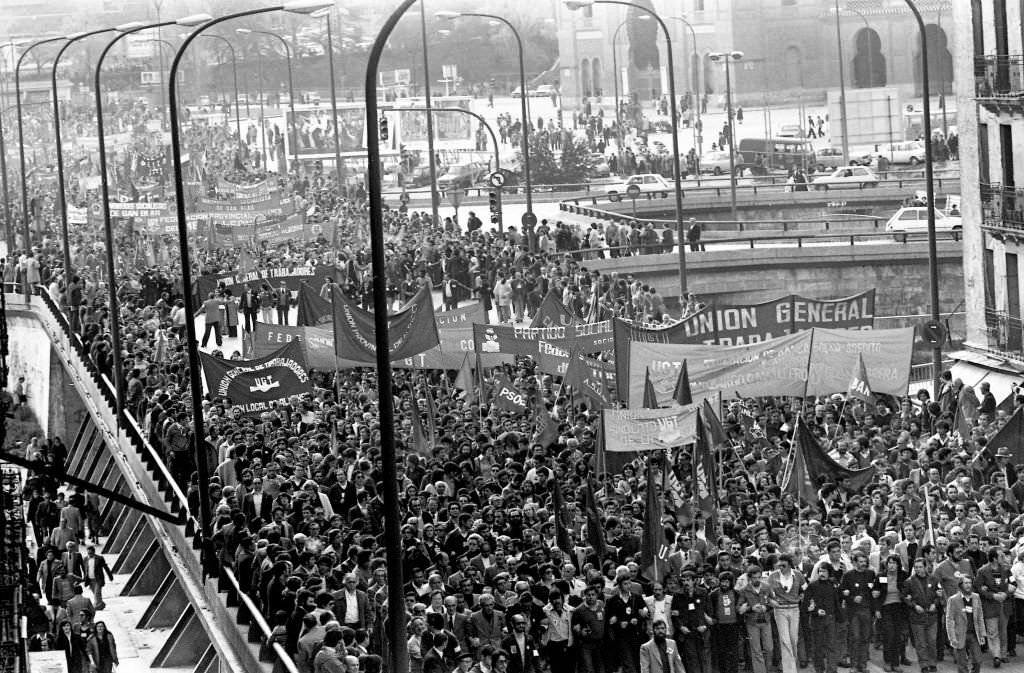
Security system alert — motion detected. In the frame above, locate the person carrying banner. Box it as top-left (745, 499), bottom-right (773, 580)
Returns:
top-left (198, 291), bottom-right (223, 347)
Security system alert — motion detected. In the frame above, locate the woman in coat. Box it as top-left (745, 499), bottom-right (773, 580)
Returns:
top-left (55, 620), bottom-right (89, 673)
top-left (86, 621), bottom-right (119, 673)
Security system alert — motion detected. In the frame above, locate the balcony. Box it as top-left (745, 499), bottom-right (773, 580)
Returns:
top-left (980, 308), bottom-right (1024, 361)
top-left (975, 55), bottom-right (1024, 114)
top-left (980, 183), bottom-right (1024, 238)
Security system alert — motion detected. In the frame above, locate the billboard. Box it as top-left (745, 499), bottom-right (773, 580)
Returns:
top-left (285, 105), bottom-right (366, 157)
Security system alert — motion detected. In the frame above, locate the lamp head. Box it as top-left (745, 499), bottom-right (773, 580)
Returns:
top-left (310, 7), bottom-right (331, 19)
top-left (65, 32), bottom-right (86, 40)
top-left (708, 52), bottom-right (722, 62)
top-left (564, 0), bottom-right (595, 10)
top-left (730, 51), bottom-right (744, 61)
top-left (177, 14), bottom-right (213, 27)
top-left (435, 10), bottom-right (461, 20)
top-left (283, 0), bottom-right (335, 15)
top-left (235, 28), bottom-right (253, 34)
top-left (114, 21), bottom-right (147, 32)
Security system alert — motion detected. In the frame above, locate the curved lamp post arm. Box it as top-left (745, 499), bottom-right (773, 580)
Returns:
top-left (200, 34), bottom-right (243, 144)
top-left (252, 30), bottom-right (298, 171)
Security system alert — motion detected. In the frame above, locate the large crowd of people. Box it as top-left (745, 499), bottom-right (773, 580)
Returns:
top-left (10, 92), bottom-right (1024, 673)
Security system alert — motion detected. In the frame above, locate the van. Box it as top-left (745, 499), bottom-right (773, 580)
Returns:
top-left (736, 137), bottom-right (816, 174)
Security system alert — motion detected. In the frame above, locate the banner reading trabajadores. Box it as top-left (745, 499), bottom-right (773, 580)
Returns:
top-left (199, 341), bottom-right (313, 416)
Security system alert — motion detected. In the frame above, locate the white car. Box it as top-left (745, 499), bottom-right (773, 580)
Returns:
top-left (699, 150), bottom-right (733, 175)
top-left (604, 174), bottom-right (673, 202)
top-left (884, 207), bottom-right (962, 234)
top-left (878, 141), bottom-right (926, 165)
top-left (812, 165), bottom-right (880, 189)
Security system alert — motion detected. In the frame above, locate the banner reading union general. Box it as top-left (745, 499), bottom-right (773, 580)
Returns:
top-left (199, 341), bottom-right (312, 416)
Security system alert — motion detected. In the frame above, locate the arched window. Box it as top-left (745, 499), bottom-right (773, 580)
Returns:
top-left (591, 58), bottom-right (603, 97)
top-left (852, 28), bottom-right (886, 87)
top-left (580, 58), bottom-right (592, 97)
top-left (914, 24), bottom-right (952, 96)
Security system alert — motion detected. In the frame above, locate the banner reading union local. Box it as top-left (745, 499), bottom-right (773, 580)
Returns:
top-left (626, 326), bottom-right (913, 406)
top-left (199, 341), bottom-right (312, 416)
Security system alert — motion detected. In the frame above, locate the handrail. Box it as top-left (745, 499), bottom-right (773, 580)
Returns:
top-left (548, 229), bottom-right (962, 260)
top-left (122, 410), bottom-right (192, 518)
top-left (222, 566), bottom-right (300, 673)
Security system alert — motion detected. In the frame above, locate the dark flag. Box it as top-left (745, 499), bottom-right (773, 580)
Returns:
top-left (296, 280), bottom-right (332, 326)
top-left (673, 360), bottom-right (693, 406)
top-left (564, 346), bottom-right (613, 409)
top-left (531, 289), bottom-right (575, 329)
top-left (783, 418), bottom-right (875, 503)
top-left (532, 392), bottom-right (560, 448)
top-left (643, 367), bottom-right (660, 409)
top-left (453, 353), bottom-right (476, 403)
top-left (583, 474), bottom-right (607, 562)
top-left (693, 409), bottom-right (717, 521)
top-left (988, 406), bottom-right (1024, 465)
top-left (332, 284), bottom-right (439, 363)
top-left (492, 374), bottom-right (530, 415)
top-left (640, 458), bottom-right (667, 581)
top-left (847, 353), bottom-right (874, 403)
top-left (408, 385), bottom-right (432, 458)
top-left (198, 341), bottom-right (312, 417)
top-left (701, 397), bottom-right (729, 447)
top-left (550, 478), bottom-right (573, 555)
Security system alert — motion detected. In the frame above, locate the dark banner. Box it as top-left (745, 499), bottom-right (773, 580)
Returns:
top-left (295, 281), bottom-right (333, 326)
top-left (195, 264), bottom-right (337, 301)
top-left (613, 291), bottom-right (876, 401)
top-left (332, 285), bottom-right (440, 364)
top-left (491, 374), bottom-right (529, 414)
top-left (199, 341), bottom-right (312, 416)
top-left (473, 321), bottom-right (615, 357)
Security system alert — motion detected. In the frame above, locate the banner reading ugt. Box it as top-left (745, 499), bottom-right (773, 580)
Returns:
top-left (199, 341), bottom-right (313, 416)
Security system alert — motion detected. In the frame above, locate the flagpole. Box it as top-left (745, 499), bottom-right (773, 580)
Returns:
top-left (795, 413), bottom-right (803, 557)
top-left (924, 484), bottom-right (936, 545)
top-left (831, 398), bottom-right (849, 445)
top-left (649, 456), bottom-right (660, 583)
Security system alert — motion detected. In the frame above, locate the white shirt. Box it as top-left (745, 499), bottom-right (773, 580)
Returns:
top-left (645, 595), bottom-right (673, 637)
top-left (344, 590), bottom-right (359, 624)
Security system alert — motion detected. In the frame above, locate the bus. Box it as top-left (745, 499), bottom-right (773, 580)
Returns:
top-left (735, 137), bottom-right (817, 174)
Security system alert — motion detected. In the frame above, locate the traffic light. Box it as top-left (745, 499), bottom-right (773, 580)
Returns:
top-left (488, 189), bottom-right (502, 225)
top-left (379, 115), bottom-right (389, 142)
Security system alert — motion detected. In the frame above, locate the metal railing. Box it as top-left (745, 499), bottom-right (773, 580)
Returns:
top-left (975, 54), bottom-right (1024, 98)
top-left (909, 360), bottom-right (955, 385)
top-left (222, 567), bottom-right (300, 673)
top-left (981, 182), bottom-right (1024, 232)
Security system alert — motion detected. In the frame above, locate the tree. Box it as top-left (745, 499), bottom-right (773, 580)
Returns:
top-left (517, 135), bottom-right (593, 185)
top-left (559, 138), bottom-right (594, 184)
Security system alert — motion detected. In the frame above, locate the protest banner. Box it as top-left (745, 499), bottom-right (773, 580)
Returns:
top-left (195, 264), bottom-right (337, 300)
top-left (199, 341), bottom-right (312, 416)
top-left (602, 405), bottom-right (699, 453)
top-left (626, 327), bottom-right (913, 406)
top-left (332, 285), bottom-right (440, 364)
top-left (473, 321), bottom-right (614, 358)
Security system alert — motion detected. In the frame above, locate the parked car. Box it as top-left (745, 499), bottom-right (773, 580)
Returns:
top-left (535, 84), bottom-right (558, 98)
top-left (436, 160), bottom-right (488, 190)
top-left (814, 147), bottom-right (848, 172)
top-left (778, 124), bottom-right (805, 138)
top-left (811, 165), bottom-right (880, 189)
top-left (884, 206), bottom-right (962, 234)
top-left (877, 140), bottom-right (927, 165)
top-left (699, 150), bottom-right (734, 175)
top-left (603, 174), bottom-right (672, 202)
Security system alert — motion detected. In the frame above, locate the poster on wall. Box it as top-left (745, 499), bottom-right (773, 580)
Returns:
top-left (398, 98), bottom-right (472, 142)
top-left (285, 106), bottom-right (366, 157)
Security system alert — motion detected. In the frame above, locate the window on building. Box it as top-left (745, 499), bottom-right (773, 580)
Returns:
top-left (583, 5), bottom-right (593, 18)
top-left (980, 123), bottom-right (990, 184)
top-left (695, 0), bottom-right (705, 11)
top-left (1000, 124), bottom-right (1015, 187)
top-left (1007, 252), bottom-right (1021, 351)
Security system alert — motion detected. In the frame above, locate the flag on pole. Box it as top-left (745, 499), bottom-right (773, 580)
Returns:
top-left (408, 386), bottom-right (432, 458)
top-left (847, 353), bottom-right (874, 403)
top-left (640, 457), bottom-right (666, 582)
top-left (985, 406), bottom-right (1024, 466)
top-left (532, 391), bottom-right (559, 448)
top-left (583, 474), bottom-right (607, 562)
top-left (423, 374), bottom-right (439, 445)
top-left (701, 397), bottom-right (729, 447)
top-left (693, 409), bottom-right (718, 519)
top-left (673, 360), bottom-right (693, 406)
top-left (783, 418), bottom-right (875, 503)
top-left (550, 478), bottom-right (573, 555)
top-left (643, 367), bottom-right (660, 409)
top-left (453, 353), bottom-right (476, 403)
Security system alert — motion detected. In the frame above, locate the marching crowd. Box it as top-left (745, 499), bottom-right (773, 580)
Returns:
top-left (10, 97), bottom-right (1024, 673)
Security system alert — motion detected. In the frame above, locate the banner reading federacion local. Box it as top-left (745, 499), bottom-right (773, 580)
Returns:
top-left (473, 321), bottom-right (614, 357)
top-left (199, 341), bottom-right (312, 416)
top-left (626, 326), bottom-right (913, 406)
top-left (332, 284), bottom-right (440, 364)
top-left (613, 290), bottom-right (876, 399)
top-left (249, 323), bottom-right (338, 370)
top-left (602, 404), bottom-right (699, 453)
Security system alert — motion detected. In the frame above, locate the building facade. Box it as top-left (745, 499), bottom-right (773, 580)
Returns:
top-left (955, 0), bottom-right (1024, 390)
top-left (556, 0), bottom-right (954, 112)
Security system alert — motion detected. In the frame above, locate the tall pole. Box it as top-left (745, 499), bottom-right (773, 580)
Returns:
top-left (936, 5), bottom-right (948, 138)
top-left (834, 0), bottom-right (850, 164)
top-left (903, 0), bottom-right (942, 398)
top-left (16, 37), bottom-right (65, 299)
top-left (0, 99), bottom-right (11, 254)
top-left (255, 52), bottom-right (267, 166)
top-left (366, 3), bottom-right (417, 673)
top-left (52, 29), bottom-right (114, 286)
top-left (717, 55), bottom-right (739, 221)
top-left (673, 17), bottom-right (701, 181)
top-left (419, 1), bottom-right (441, 228)
top-left (201, 35), bottom-right (243, 146)
top-left (95, 21), bottom-right (175, 427)
top-left (611, 21), bottom-right (627, 172)
top-left (168, 6), bottom-right (288, 557)
top-left (252, 30), bottom-right (298, 171)
top-left (582, 0), bottom-right (687, 294)
top-left (322, 14), bottom-right (346, 191)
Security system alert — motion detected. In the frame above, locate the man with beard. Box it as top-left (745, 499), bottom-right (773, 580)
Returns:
top-left (933, 541), bottom-right (975, 662)
top-left (639, 619), bottom-right (685, 673)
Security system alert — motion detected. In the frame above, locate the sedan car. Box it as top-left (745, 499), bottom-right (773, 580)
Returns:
top-left (699, 150), bottom-right (734, 175)
top-left (603, 173), bottom-right (672, 201)
top-left (588, 153), bottom-right (611, 178)
top-left (884, 206), bottom-right (962, 233)
top-left (811, 165), bottom-right (880, 189)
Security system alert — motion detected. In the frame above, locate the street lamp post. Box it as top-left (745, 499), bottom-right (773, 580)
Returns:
top-left (708, 51), bottom-right (742, 222)
top-left (833, 0), bottom-right (850, 165)
top-left (611, 20), bottom-right (628, 173)
top-left (903, 0), bottom-right (942, 398)
top-left (0, 96), bottom-right (11, 254)
top-left (199, 35), bottom-right (243, 147)
top-left (311, 8), bottom-right (347, 203)
top-left (166, 0), bottom-right (332, 558)
top-left (52, 29), bottom-right (116, 286)
top-left (236, 28), bottom-right (299, 172)
top-left (416, 2), bottom-right (441, 230)
top-left (566, 0), bottom-right (688, 295)
top-left (16, 36), bottom-right (65, 298)
top-left (94, 17), bottom-right (208, 426)
top-left (671, 16), bottom-right (701, 181)
top-left (437, 10), bottom-right (536, 241)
